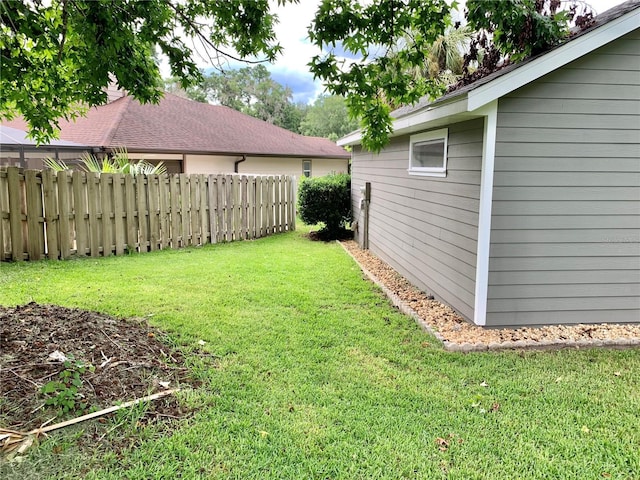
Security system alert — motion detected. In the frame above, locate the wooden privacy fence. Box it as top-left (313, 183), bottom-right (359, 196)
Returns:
top-left (0, 167), bottom-right (296, 261)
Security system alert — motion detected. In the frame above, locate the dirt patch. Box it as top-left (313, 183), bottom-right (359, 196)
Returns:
top-left (0, 303), bottom-right (196, 434)
top-left (341, 240), bottom-right (640, 351)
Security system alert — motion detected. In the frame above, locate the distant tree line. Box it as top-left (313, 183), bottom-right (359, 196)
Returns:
top-left (164, 65), bottom-right (359, 142)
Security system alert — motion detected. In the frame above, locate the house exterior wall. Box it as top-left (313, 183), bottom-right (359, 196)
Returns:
top-left (178, 153), bottom-right (348, 177)
top-left (184, 154), bottom-right (239, 174)
top-left (487, 30), bottom-right (640, 326)
top-left (351, 118), bottom-right (484, 321)
top-left (239, 156), bottom-right (348, 177)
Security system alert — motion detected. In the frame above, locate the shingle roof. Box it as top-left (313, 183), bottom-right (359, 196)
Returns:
top-left (391, 0), bottom-right (640, 119)
top-left (3, 93), bottom-right (349, 158)
top-left (0, 125), bottom-right (88, 147)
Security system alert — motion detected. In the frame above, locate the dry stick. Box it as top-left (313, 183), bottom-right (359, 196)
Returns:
top-left (25, 388), bottom-right (180, 436)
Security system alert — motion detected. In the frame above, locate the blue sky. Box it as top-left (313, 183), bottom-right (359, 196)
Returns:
top-left (176, 0), bottom-right (625, 105)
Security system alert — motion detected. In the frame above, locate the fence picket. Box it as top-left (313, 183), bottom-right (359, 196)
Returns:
top-left (208, 175), bottom-right (218, 244)
top-left (25, 170), bottom-right (44, 260)
top-left (148, 174), bottom-right (159, 251)
top-left (56, 171), bottom-right (71, 259)
top-left (178, 174), bottom-right (189, 247)
top-left (169, 175), bottom-right (179, 248)
top-left (159, 174), bottom-right (169, 249)
top-left (124, 175), bottom-right (137, 252)
top-left (41, 169), bottom-right (59, 260)
top-left (0, 169), bottom-right (7, 261)
top-left (136, 175), bottom-right (149, 252)
top-left (113, 174), bottom-right (125, 255)
top-left (225, 176), bottom-right (233, 242)
top-left (72, 171), bottom-right (87, 256)
top-left (100, 175), bottom-right (113, 256)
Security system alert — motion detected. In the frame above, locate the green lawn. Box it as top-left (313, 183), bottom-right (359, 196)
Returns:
top-left (1, 227), bottom-right (639, 479)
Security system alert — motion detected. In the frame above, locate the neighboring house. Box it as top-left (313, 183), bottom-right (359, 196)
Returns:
top-left (0, 125), bottom-right (90, 169)
top-left (340, 1), bottom-right (640, 328)
top-left (1, 92), bottom-right (349, 177)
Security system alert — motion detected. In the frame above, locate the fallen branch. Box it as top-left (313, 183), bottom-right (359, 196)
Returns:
top-left (1, 388), bottom-right (180, 459)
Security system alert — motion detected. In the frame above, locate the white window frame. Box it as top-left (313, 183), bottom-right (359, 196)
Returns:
top-left (408, 128), bottom-right (448, 177)
top-left (302, 159), bottom-right (312, 177)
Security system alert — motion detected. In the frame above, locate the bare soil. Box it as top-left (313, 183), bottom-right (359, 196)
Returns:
top-left (341, 240), bottom-right (640, 349)
top-left (0, 303), bottom-right (197, 435)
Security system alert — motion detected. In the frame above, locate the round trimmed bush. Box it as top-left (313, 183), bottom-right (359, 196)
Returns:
top-left (298, 173), bottom-right (351, 240)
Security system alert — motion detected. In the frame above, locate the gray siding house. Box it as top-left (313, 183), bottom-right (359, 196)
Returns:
top-left (340, 2), bottom-right (640, 328)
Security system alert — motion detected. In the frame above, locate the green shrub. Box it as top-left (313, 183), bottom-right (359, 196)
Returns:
top-left (298, 173), bottom-right (351, 239)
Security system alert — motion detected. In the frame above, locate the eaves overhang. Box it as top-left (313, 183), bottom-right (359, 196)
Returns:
top-left (338, 5), bottom-right (640, 148)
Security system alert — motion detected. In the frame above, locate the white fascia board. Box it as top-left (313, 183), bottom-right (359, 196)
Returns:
top-left (473, 100), bottom-right (498, 327)
top-left (467, 9), bottom-right (640, 111)
top-left (337, 97), bottom-right (470, 146)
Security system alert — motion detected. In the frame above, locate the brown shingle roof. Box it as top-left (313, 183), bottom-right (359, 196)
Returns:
top-left (4, 93), bottom-right (349, 158)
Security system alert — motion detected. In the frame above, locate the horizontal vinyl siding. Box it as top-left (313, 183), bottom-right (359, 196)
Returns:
top-left (487, 31), bottom-right (640, 327)
top-left (351, 118), bottom-right (483, 321)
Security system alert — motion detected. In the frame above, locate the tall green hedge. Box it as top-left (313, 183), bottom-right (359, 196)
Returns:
top-left (298, 173), bottom-right (351, 239)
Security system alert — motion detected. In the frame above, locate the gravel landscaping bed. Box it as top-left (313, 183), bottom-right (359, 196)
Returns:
top-left (340, 240), bottom-right (640, 352)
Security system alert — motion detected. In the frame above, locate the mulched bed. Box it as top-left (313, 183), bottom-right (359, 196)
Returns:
top-left (341, 240), bottom-right (640, 351)
top-left (0, 303), bottom-right (196, 434)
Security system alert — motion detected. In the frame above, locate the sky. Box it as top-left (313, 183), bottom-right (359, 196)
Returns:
top-left (177, 0), bottom-right (627, 105)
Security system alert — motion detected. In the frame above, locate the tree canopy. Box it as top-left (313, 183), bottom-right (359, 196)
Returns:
top-left (165, 65), bottom-right (305, 132)
top-left (1, 0), bottom-right (593, 150)
top-left (300, 95), bottom-right (358, 142)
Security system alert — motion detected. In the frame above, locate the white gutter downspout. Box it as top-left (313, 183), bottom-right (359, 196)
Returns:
top-left (473, 100), bottom-right (498, 326)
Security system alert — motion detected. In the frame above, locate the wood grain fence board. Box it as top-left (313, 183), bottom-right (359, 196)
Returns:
top-left (280, 176), bottom-right (287, 231)
top-left (225, 176), bottom-right (234, 242)
top-left (136, 175), bottom-right (149, 252)
top-left (158, 175), bottom-right (169, 249)
top-left (124, 175), bottom-right (137, 252)
top-left (198, 175), bottom-right (209, 244)
top-left (260, 177), bottom-right (268, 237)
top-left (56, 171), bottom-right (72, 259)
top-left (208, 175), bottom-right (218, 244)
top-left (233, 175), bottom-right (241, 240)
top-left (0, 169), bottom-right (7, 261)
top-left (112, 174), bottom-right (125, 255)
top-left (24, 170), bottom-right (43, 260)
top-left (7, 167), bottom-right (24, 260)
top-left (148, 174), bottom-right (159, 251)
top-left (72, 171), bottom-right (87, 257)
top-left (188, 175), bottom-right (198, 245)
top-left (42, 169), bottom-right (60, 260)
top-left (289, 177), bottom-right (296, 231)
top-left (86, 172), bottom-right (100, 257)
top-left (179, 174), bottom-right (189, 247)
top-left (241, 176), bottom-right (248, 240)
top-left (100, 175), bottom-right (113, 256)
top-left (268, 176), bottom-right (275, 235)
top-left (215, 175), bottom-right (225, 242)
top-left (169, 175), bottom-right (180, 248)
top-left (274, 176), bottom-right (281, 233)
top-left (247, 177), bottom-right (255, 239)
